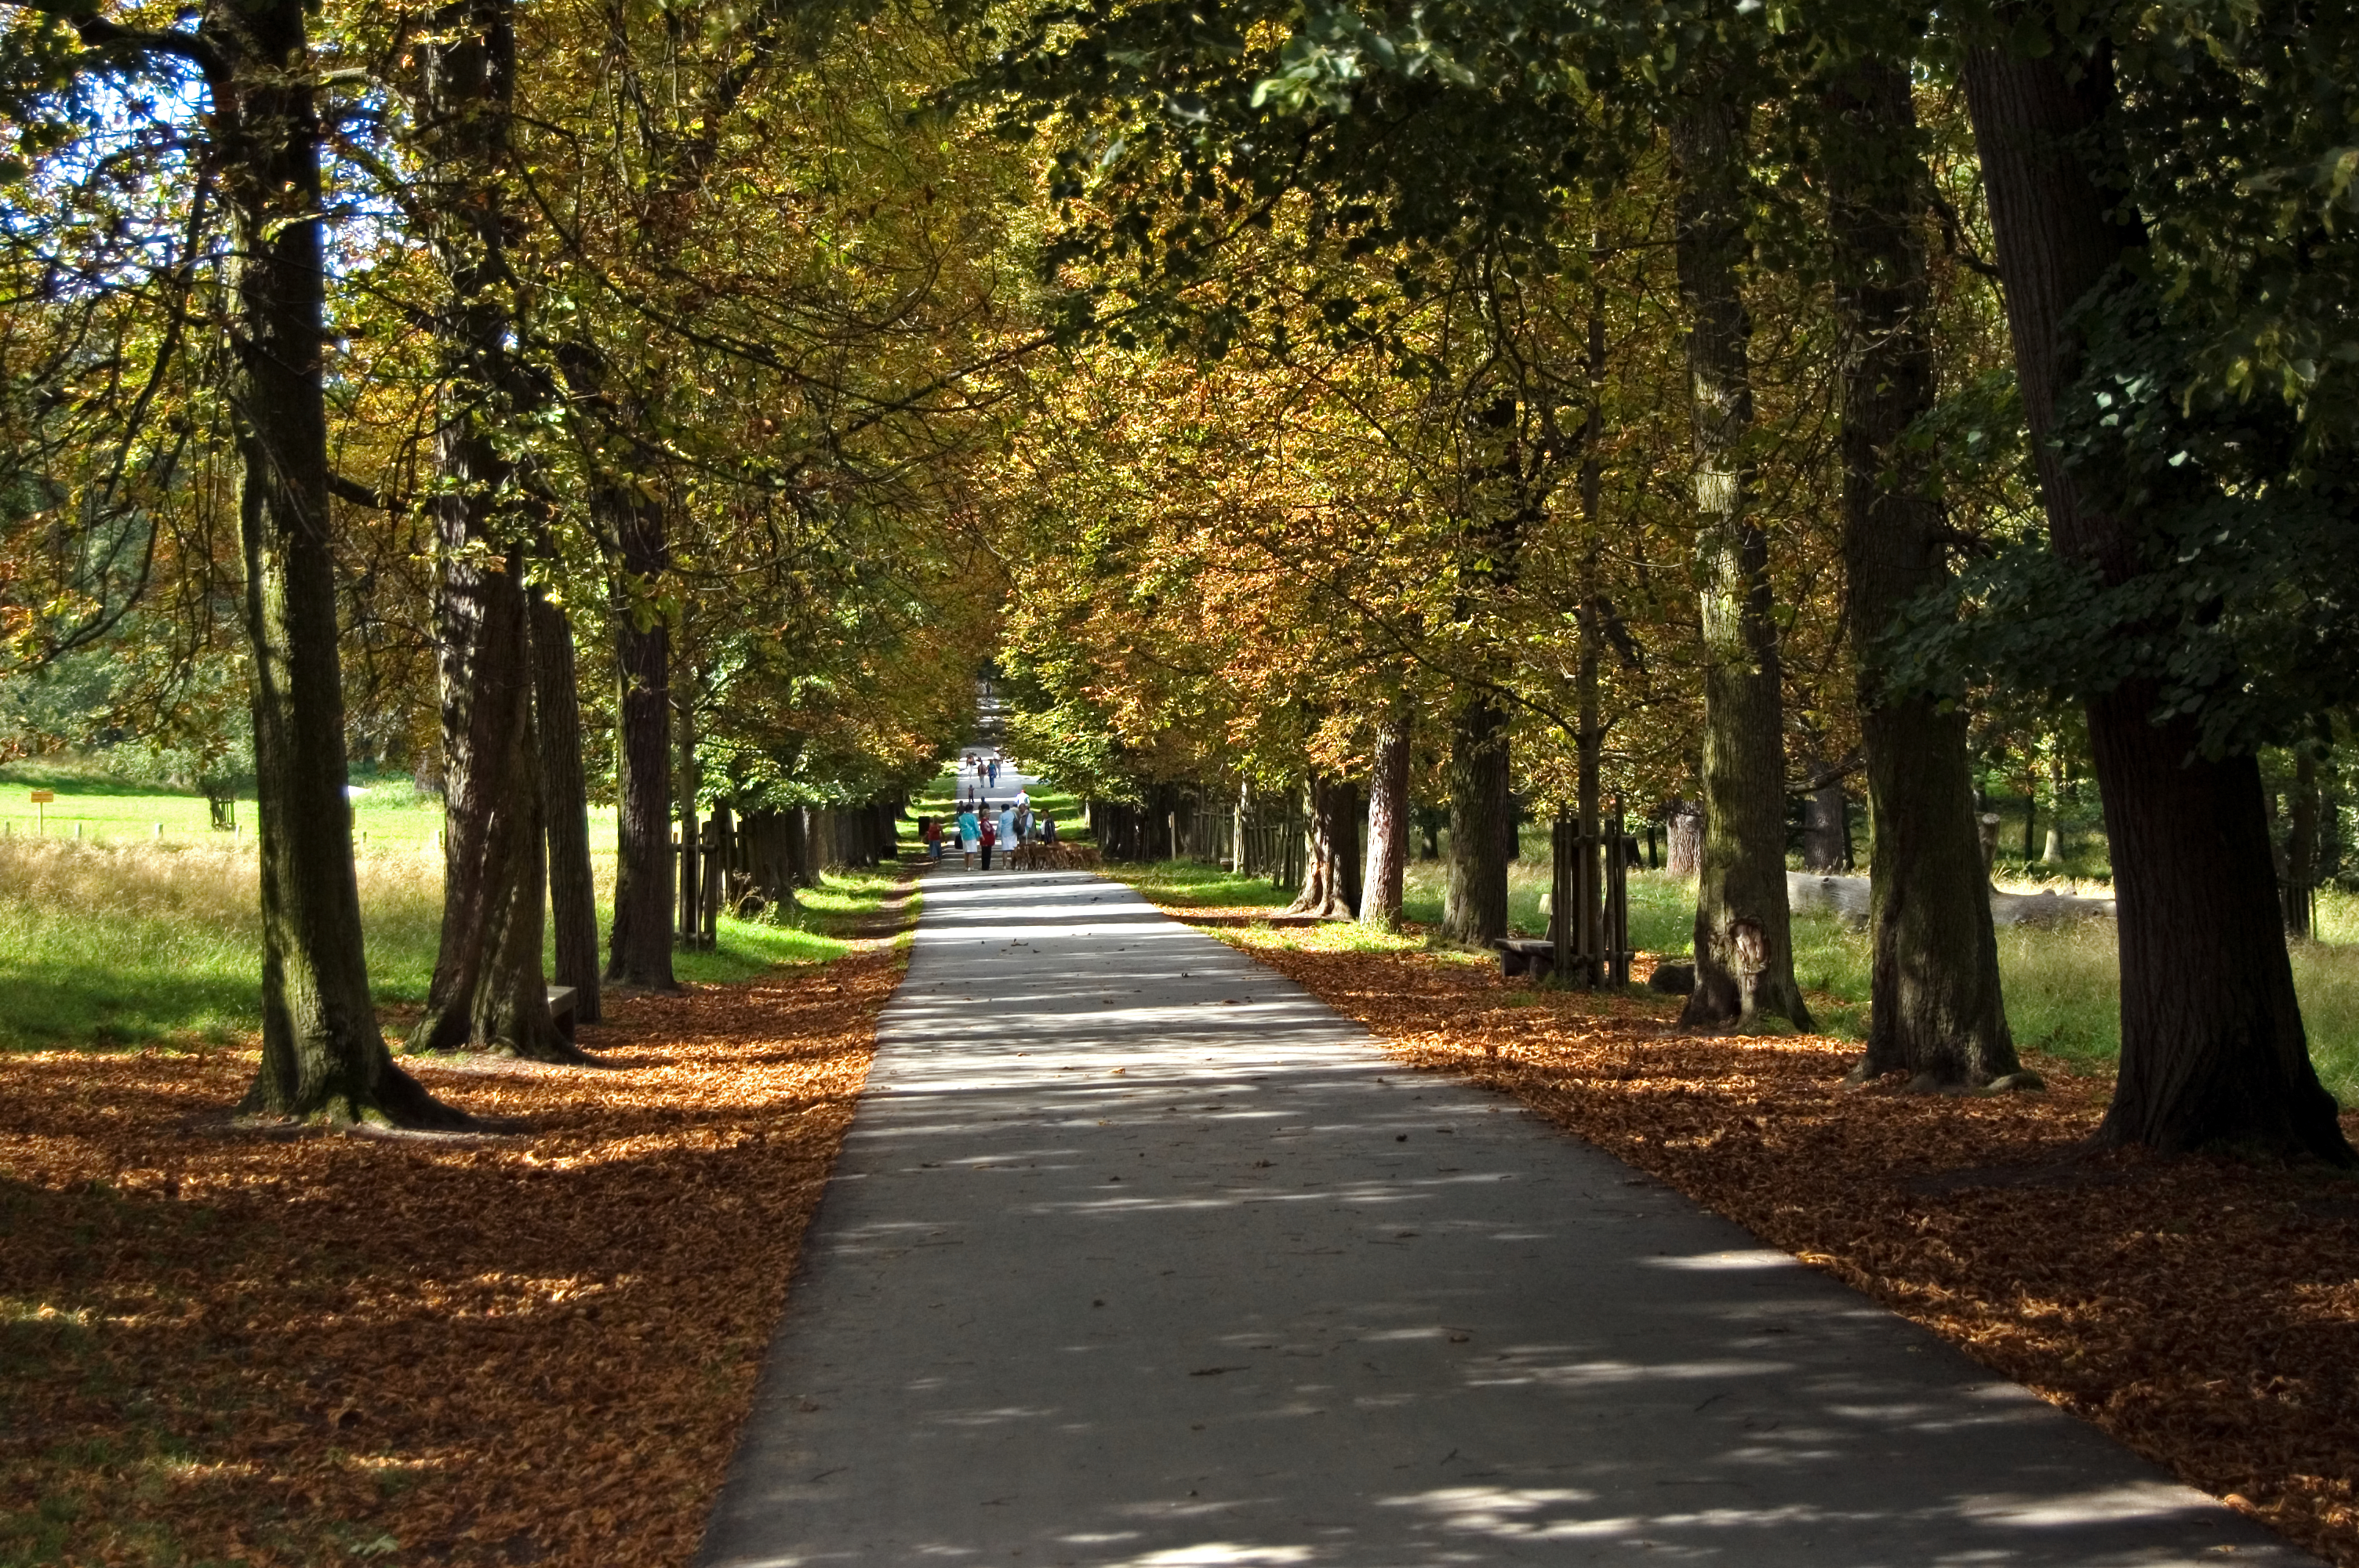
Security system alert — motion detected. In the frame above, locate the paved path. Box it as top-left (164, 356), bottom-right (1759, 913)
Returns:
top-left (699, 782), bottom-right (2308, 1566)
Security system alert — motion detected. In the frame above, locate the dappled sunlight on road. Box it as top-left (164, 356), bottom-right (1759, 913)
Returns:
top-left (697, 860), bottom-right (2312, 1567)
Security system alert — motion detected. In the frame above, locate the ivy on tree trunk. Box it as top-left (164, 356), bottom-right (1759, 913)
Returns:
top-left (406, 0), bottom-right (580, 1063)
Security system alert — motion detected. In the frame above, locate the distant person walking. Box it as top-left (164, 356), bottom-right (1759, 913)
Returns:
top-left (987, 757), bottom-right (1001, 789)
top-left (958, 803), bottom-right (980, 870)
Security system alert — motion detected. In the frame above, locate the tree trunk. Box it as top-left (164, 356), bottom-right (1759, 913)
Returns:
top-left (1671, 91), bottom-right (1811, 1033)
top-left (604, 488), bottom-right (676, 988)
top-left (1441, 694), bottom-right (1510, 946)
top-left (1964, 34), bottom-right (2348, 1159)
top-left (1361, 695), bottom-right (1411, 927)
top-left (1800, 782), bottom-right (1847, 874)
top-left (1826, 56), bottom-right (2016, 1083)
top-left (224, 0), bottom-right (462, 1124)
top-left (2284, 742), bottom-right (2318, 938)
top-left (405, 1), bottom-right (578, 1063)
top-left (529, 587), bottom-right (601, 1022)
top-left (410, 539), bottom-right (574, 1058)
top-left (1289, 775), bottom-right (1360, 919)
top-left (1665, 801), bottom-right (1703, 876)
top-left (1574, 262), bottom-right (1608, 978)
top-left (675, 660), bottom-right (701, 948)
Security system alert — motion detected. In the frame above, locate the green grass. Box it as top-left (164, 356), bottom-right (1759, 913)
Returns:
top-left (0, 760), bottom-right (617, 850)
top-left (0, 828), bottom-right (904, 1052)
top-left (1112, 844), bottom-right (2359, 1104)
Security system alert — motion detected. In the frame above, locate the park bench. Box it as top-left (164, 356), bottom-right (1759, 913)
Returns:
top-left (547, 985), bottom-right (578, 1045)
top-left (1490, 937), bottom-right (1556, 980)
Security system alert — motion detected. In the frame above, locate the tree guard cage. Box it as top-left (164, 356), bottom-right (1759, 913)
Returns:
top-left (1550, 809), bottom-right (1635, 988)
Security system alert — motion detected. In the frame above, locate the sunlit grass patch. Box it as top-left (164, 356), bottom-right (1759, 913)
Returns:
top-left (1129, 849), bottom-right (2359, 1104)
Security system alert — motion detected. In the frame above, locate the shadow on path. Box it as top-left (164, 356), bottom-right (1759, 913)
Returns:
top-left (698, 832), bottom-right (2306, 1566)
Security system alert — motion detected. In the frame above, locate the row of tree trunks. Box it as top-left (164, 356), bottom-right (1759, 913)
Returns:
top-left (1670, 86), bottom-right (1812, 1033)
top-left (1961, 24), bottom-right (2351, 1160)
top-left (1823, 56), bottom-right (2018, 1087)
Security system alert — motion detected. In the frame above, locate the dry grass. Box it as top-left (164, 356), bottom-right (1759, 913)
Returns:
top-left (0, 838), bottom-right (888, 1051)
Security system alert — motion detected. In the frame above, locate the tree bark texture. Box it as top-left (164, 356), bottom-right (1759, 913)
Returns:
top-left (1442, 695), bottom-right (1510, 946)
top-left (405, 0), bottom-right (578, 1062)
top-left (1289, 775), bottom-right (1361, 919)
top-left (1671, 93), bottom-right (1811, 1032)
top-left (223, 1), bottom-right (460, 1123)
top-left (1664, 800), bottom-right (1703, 876)
top-left (1826, 57), bottom-right (2018, 1083)
top-left (1361, 699), bottom-right (1412, 927)
top-left (1800, 784), bottom-right (1848, 873)
top-left (529, 588), bottom-right (601, 1022)
top-left (605, 488), bottom-right (676, 988)
top-left (1964, 36), bottom-right (2347, 1157)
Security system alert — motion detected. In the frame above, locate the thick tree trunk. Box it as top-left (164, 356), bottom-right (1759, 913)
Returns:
top-left (405, 2), bottom-right (578, 1062)
top-left (1441, 695), bottom-right (1510, 946)
top-left (1826, 57), bottom-right (2017, 1084)
top-left (1670, 92), bottom-right (1811, 1033)
top-left (529, 587), bottom-right (601, 1022)
top-left (1289, 775), bottom-right (1361, 919)
top-left (604, 488), bottom-right (676, 988)
top-left (1965, 36), bottom-right (2347, 1157)
top-left (224, 2), bottom-right (461, 1124)
top-left (1361, 696), bottom-right (1411, 927)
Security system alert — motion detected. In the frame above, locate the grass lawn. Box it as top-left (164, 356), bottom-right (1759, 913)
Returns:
top-left (0, 830), bottom-right (908, 1052)
top-left (0, 758), bottom-right (604, 850)
top-left (1113, 843), bottom-right (2359, 1105)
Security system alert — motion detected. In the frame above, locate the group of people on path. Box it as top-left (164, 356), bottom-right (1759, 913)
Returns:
top-left (918, 752), bottom-right (1057, 871)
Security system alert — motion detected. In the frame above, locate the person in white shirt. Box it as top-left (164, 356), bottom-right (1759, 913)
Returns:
top-left (997, 804), bottom-right (1018, 858)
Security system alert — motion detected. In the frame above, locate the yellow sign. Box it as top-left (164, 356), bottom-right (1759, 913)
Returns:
top-left (27, 789), bottom-right (53, 804)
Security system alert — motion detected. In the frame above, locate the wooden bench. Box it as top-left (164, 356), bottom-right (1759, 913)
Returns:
top-left (1490, 938), bottom-right (1555, 980)
top-left (547, 985), bottom-right (578, 1045)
